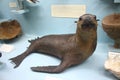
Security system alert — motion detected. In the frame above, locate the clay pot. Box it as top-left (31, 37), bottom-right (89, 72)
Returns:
top-left (102, 13), bottom-right (120, 48)
top-left (0, 20), bottom-right (22, 40)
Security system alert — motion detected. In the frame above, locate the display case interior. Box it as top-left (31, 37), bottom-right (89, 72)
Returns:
top-left (0, 0), bottom-right (120, 80)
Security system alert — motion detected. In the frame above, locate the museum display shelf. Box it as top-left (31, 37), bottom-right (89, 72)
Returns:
top-left (11, 9), bottom-right (29, 14)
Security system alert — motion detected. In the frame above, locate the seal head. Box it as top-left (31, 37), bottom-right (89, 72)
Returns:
top-left (79, 14), bottom-right (98, 31)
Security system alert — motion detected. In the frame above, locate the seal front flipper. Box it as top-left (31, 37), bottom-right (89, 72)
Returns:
top-left (31, 60), bottom-right (71, 73)
top-left (31, 66), bottom-right (60, 73)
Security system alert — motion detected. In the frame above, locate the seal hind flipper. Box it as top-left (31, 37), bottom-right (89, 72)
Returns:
top-left (10, 55), bottom-right (24, 68)
top-left (9, 51), bottom-right (30, 68)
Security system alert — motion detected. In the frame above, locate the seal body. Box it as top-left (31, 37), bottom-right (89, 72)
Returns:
top-left (10, 14), bottom-right (98, 73)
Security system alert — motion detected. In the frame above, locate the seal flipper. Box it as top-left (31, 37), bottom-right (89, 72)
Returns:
top-left (31, 66), bottom-right (59, 73)
top-left (10, 51), bottom-right (29, 68)
top-left (31, 59), bottom-right (71, 73)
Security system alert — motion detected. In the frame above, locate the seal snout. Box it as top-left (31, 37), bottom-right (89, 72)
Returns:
top-left (78, 14), bottom-right (98, 30)
top-left (81, 18), bottom-right (96, 29)
top-left (83, 17), bottom-right (94, 25)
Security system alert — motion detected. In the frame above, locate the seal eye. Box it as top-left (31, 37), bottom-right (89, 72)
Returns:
top-left (93, 15), bottom-right (99, 21)
top-left (94, 15), bottom-right (96, 20)
top-left (79, 17), bottom-right (82, 21)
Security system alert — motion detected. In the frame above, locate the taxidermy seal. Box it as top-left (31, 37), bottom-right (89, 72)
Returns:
top-left (10, 14), bottom-right (98, 73)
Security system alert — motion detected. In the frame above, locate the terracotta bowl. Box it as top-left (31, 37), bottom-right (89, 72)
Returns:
top-left (0, 20), bottom-right (22, 40)
top-left (102, 13), bottom-right (120, 48)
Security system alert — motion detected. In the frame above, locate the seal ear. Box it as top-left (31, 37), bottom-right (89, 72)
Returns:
top-left (93, 15), bottom-right (99, 21)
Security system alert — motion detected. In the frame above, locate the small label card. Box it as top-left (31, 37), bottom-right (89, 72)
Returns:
top-left (51, 5), bottom-right (86, 18)
top-left (0, 44), bottom-right (14, 53)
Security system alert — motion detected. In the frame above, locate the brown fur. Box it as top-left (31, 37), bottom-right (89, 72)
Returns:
top-left (10, 14), bottom-right (98, 73)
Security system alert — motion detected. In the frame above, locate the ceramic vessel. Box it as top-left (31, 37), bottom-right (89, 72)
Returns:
top-left (102, 13), bottom-right (120, 48)
top-left (0, 20), bottom-right (22, 40)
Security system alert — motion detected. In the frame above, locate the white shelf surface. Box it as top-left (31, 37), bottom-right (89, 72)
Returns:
top-left (11, 9), bottom-right (29, 14)
top-left (0, 34), bottom-right (118, 80)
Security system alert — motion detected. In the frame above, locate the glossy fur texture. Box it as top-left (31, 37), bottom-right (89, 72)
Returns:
top-left (10, 14), bottom-right (98, 73)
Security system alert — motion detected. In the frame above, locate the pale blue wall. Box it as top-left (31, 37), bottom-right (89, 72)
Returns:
top-left (0, 0), bottom-right (120, 43)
